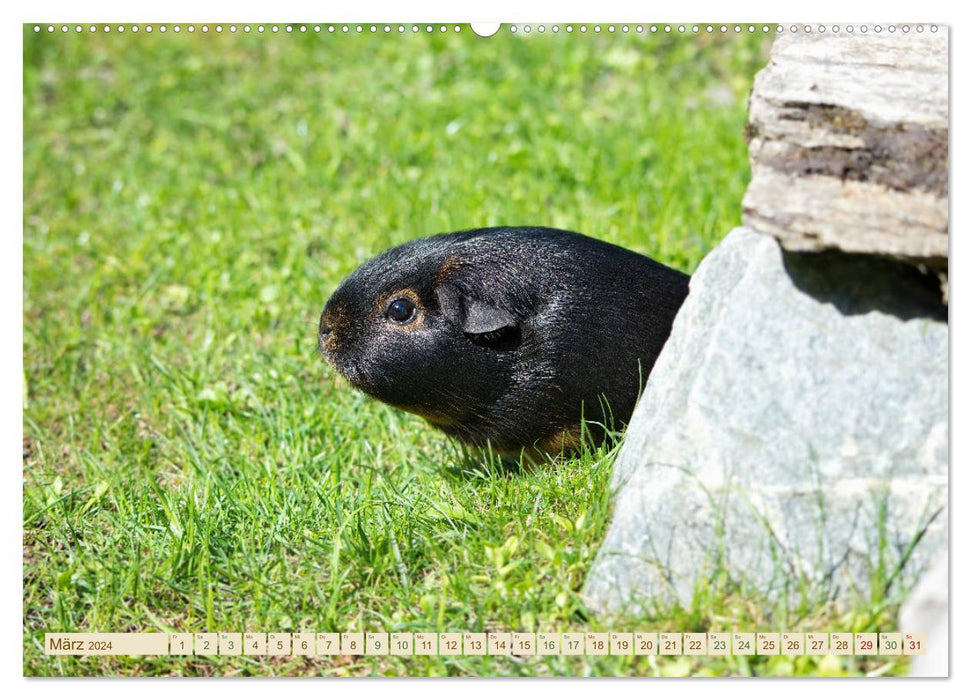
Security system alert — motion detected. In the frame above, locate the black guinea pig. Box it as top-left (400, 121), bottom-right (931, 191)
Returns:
top-left (318, 226), bottom-right (689, 455)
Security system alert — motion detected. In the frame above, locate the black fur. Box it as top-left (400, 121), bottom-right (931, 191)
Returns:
top-left (318, 227), bottom-right (689, 454)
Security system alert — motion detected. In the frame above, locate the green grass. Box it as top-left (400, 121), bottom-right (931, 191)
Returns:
top-left (23, 24), bottom-right (906, 676)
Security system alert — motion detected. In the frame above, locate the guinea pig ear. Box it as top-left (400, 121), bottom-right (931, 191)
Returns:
top-left (434, 283), bottom-right (517, 335)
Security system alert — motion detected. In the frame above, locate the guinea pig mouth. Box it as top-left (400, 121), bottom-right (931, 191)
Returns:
top-left (331, 358), bottom-right (375, 392)
top-left (317, 328), bottom-right (374, 392)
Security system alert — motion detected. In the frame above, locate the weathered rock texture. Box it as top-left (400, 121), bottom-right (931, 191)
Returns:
top-left (743, 30), bottom-right (948, 278)
top-left (583, 228), bottom-right (948, 613)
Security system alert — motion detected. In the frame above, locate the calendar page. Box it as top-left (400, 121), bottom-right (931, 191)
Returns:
top-left (22, 16), bottom-right (948, 679)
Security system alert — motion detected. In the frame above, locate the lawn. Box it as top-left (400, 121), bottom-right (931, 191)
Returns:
top-left (23, 23), bottom-right (905, 676)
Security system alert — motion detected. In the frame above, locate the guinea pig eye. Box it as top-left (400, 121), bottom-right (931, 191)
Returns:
top-left (386, 297), bottom-right (417, 324)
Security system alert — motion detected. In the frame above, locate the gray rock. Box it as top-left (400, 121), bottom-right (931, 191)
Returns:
top-left (584, 228), bottom-right (947, 614)
top-left (899, 555), bottom-right (948, 677)
top-left (743, 29), bottom-right (948, 275)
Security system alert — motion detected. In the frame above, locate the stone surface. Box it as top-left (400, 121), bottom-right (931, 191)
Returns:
top-left (583, 228), bottom-right (947, 614)
top-left (899, 555), bottom-right (948, 677)
top-left (743, 29), bottom-right (948, 272)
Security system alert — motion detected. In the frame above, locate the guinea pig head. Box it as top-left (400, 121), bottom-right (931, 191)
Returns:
top-left (318, 242), bottom-right (526, 432)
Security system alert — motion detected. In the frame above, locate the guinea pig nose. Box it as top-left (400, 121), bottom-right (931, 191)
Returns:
top-left (318, 317), bottom-right (333, 352)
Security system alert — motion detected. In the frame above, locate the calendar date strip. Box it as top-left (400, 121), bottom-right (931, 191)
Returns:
top-left (44, 631), bottom-right (926, 657)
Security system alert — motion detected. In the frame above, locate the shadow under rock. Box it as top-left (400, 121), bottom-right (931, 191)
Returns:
top-left (782, 249), bottom-right (947, 323)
